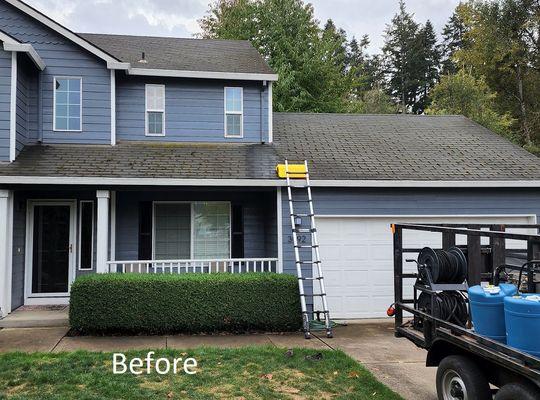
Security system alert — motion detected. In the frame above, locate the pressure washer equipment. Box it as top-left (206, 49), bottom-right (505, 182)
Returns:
top-left (417, 246), bottom-right (467, 284)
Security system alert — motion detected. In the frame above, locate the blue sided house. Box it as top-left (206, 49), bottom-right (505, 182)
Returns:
top-left (1, 0), bottom-right (540, 321)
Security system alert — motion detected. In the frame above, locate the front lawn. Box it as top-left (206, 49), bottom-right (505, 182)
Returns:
top-left (0, 346), bottom-right (402, 399)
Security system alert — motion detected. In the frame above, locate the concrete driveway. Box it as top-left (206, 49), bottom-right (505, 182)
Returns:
top-left (320, 322), bottom-right (437, 400)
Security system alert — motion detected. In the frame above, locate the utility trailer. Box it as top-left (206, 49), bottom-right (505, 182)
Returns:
top-left (392, 223), bottom-right (540, 400)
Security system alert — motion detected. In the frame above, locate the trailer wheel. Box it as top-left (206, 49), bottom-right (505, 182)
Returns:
top-left (436, 355), bottom-right (491, 400)
top-left (494, 382), bottom-right (540, 400)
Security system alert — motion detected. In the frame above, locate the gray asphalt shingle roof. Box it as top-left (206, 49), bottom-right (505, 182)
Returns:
top-left (1, 114), bottom-right (539, 182)
top-left (79, 33), bottom-right (275, 75)
top-left (273, 113), bottom-right (540, 180)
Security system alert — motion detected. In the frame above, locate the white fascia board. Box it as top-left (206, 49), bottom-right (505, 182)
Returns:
top-left (128, 67), bottom-right (278, 82)
top-left (307, 180), bottom-right (540, 188)
top-left (1, 176), bottom-right (540, 188)
top-left (107, 61), bottom-right (130, 70)
top-left (3, 0), bottom-right (128, 70)
top-left (3, 42), bottom-right (45, 70)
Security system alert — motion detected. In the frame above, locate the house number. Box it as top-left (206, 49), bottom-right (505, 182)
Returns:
top-left (288, 235), bottom-right (307, 244)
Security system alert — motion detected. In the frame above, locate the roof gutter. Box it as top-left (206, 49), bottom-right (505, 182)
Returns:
top-left (1, 176), bottom-right (540, 188)
top-left (127, 67), bottom-right (278, 82)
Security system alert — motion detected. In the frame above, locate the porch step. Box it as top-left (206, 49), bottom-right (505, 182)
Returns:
top-left (0, 306), bottom-right (69, 328)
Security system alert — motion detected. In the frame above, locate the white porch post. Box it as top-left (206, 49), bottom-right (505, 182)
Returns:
top-left (96, 190), bottom-right (110, 273)
top-left (0, 190), bottom-right (13, 316)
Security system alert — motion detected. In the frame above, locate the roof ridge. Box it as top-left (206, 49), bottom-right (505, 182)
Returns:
top-left (78, 32), bottom-right (252, 43)
top-left (274, 112), bottom-right (466, 117)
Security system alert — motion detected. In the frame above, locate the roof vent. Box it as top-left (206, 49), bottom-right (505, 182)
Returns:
top-left (138, 51), bottom-right (147, 64)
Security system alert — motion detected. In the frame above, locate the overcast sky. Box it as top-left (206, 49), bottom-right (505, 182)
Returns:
top-left (26, 0), bottom-right (461, 54)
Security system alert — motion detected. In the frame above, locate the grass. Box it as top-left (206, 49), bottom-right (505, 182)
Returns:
top-left (0, 346), bottom-right (403, 400)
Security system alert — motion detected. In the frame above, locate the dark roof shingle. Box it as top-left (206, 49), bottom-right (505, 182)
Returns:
top-left (1, 114), bottom-right (539, 182)
top-left (272, 113), bottom-right (540, 180)
top-left (79, 33), bottom-right (275, 75)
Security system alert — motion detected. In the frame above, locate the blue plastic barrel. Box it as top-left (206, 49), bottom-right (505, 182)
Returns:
top-left (468, 284), bottom-right (517, 343)
top-left (505, 294), bottom-right (540, 357)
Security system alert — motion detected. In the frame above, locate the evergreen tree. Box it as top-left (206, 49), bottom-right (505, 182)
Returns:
top-left (382, 0), bottom-right (420, 113)
top-left (414, 20), bottom-right (440, 113)
top-left (441, 7), bottom-right (467, 74)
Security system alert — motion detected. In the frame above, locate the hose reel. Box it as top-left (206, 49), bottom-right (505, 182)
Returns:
top-left (417, 291), bottom-right (468, 328)
top-left (417, 246), bottom-right (467, 284)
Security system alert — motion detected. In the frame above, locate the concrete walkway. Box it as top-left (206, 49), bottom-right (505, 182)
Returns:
top-left (0, 321), bottom-right (436, 400)
top-left (0, 306), bottom-right (69, 328)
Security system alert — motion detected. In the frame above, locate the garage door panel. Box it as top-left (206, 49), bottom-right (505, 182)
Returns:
top-left (316, 215), bottom-right (535, 319)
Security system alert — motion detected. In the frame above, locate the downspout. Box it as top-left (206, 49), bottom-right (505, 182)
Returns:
top-left (37, 70), bottom-right (43, 142)
top-left (260, 83), bottom-right (264, 143)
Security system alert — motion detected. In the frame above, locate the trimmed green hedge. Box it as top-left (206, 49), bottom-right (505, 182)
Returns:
top-left (69, 273), bottom-right (302, 334)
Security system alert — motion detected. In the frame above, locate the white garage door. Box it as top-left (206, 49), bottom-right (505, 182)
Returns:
top-left (315, 215), bottom-right (536, 319)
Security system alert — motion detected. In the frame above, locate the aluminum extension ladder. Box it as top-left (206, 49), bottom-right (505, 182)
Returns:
top-left (284, 160), bottom-right (333, 339)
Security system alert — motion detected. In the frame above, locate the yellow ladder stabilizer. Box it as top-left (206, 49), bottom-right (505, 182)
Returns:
top-left (276, 163), bottom-right (307, 178)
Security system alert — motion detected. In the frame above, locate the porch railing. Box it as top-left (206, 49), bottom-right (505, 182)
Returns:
top-left (106, 258), bottom-right (280, 274)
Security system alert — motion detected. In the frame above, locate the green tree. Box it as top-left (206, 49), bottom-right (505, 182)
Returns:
top-left (382, 0), bottom-right (420, 113)
top-left (199, 0), bottom-right (355, 112)
top-left (441, 7), bottom-right (468, 74)
top-left (414, 20), bottom-right (440, 113)
top-left (457, 0), bottom-right (540, 145)
top-left (347, 88), bottom-right (397, 114)
top-left (426, 70), bottom-right (514, 138)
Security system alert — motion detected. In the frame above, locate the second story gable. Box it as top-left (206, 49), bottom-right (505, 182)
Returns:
top-left (81, 34), bottom-right (275, 144)
top-left (0, 0), bottom-right (277, 162)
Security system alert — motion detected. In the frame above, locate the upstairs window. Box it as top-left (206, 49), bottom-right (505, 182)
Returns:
top-left (145, 84), bottom-right (165, 136)
top-left (54, 77), bottom-right (82, 131)
top-left (224, 87), bottom-right (243, 137)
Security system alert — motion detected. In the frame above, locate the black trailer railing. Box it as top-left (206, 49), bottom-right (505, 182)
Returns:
top-left (392, 223), bottom-right (540, 384)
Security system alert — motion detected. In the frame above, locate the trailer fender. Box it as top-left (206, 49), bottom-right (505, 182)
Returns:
top-left (426, 340), bottom-right (468, 367)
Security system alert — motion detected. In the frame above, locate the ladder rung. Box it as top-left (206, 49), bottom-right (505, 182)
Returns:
top-left (291, 213), bottom-right (314, 217)
top-left (294, 244), bottom-right (319, 248)
top-left (300, 293), bottom-right (326, 297)
top-left (296, 260), bottom-right (321, 264)
top-left (290, 199), bottom-right (311, 202)
top-left (293, 228), bottom-right (316, 233)
top-left (300, 277), bottom-right (323, 281)
top-left (313, 310), bottom-right (330, 313)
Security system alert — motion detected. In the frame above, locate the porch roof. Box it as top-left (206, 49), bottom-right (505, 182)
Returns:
top-left (0, 142), bottom-right (278, 180)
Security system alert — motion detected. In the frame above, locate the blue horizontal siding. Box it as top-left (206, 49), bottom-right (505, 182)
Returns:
top-left (0, 1), bottom-right (111, 145)
top-left (0, 49), bottom-right (11, 161)
top-left (116, 77), bottom-right (269, 143)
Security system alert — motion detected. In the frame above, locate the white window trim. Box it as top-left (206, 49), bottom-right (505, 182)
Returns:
top-left (152, 201), bottom-right (232, 260)
top-left (78, 200), bottom-right (94, 271)
top-left (224, 87), bottom-right (243, 138)
top-left (53, 76), bottom-right (82, 132)
top-left (145, 84), bottom-right (166, 136)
